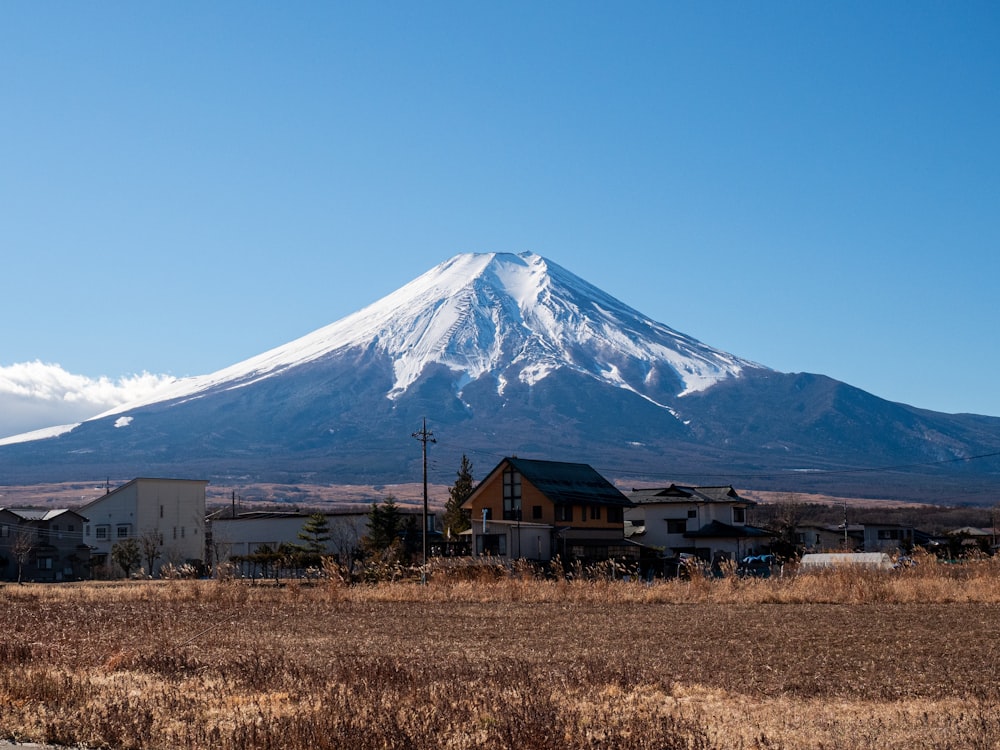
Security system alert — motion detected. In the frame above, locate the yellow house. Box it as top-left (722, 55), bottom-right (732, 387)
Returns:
top-left (461, 457), bottom-right (636, 563)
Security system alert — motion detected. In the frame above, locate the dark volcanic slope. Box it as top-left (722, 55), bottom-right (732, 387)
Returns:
top-left (2, 252), bottom-right (998, 503)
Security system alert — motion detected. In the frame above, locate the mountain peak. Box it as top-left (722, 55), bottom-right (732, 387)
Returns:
top-left (330, 250), bottom-right (763, 402)
top-left (5, 251), bottom-right (998, 506)
top-left (94, 250), bottom-right (764, 418)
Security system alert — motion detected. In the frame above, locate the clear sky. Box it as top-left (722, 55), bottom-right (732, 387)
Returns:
top-left (1, 1), bottom-right (998, 439)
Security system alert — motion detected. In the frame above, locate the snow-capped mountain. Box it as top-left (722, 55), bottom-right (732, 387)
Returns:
top-left (96, 252), bottom-right (761, 418)
top-left (2, 251), bottom-right (999, 503)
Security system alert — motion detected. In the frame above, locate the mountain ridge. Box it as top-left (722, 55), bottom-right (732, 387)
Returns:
top-left (2, 251), bottom-right (998, 504)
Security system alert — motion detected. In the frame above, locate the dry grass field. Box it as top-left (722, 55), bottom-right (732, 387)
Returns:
top-left (3, 558), bottom-right (1000, 750)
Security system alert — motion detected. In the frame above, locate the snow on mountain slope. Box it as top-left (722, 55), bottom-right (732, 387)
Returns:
top-left (96, 251), bottom-right (764, 419)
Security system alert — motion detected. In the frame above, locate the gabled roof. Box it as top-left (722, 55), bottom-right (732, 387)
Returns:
top-left (466, 457), bottom-right (633, 508)
top-left (0, 508), bottom-right (87, 522)
top-left (629, 484), bottom-right (751, 506)
top-left (80, 477), bottom-right (208, 511)
top-left (948, 526), bottom-right (992, 537)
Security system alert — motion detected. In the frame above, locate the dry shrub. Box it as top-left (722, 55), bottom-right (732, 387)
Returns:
top-left (3, 562), bottom-right (1000, 749)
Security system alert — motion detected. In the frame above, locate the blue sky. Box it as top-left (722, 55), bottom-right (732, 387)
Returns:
top-left (1, 1), bottom-right (998, 438)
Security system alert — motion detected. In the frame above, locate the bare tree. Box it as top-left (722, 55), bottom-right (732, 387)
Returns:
top-left (768, 493), bottom-right (808, 559)
top-left (329, 516), bottom-right (364, 583)
top-left (11, 529), bottom-right (35, 585)
top-left (138, 529), bottom-right (162, 577)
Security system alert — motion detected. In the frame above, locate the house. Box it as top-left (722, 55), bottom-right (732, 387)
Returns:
top-left (627, 485), bottom-right (773, 567)
top-left (80, 478), bottom-right (208, 575)
top-left (793, 523), bottom-right (865, 552)
top-left (461, 457), bottom-right (636, 563)
top-left (861, 522), bottom-right (914, 554)
top-left (944, 526), bottom-right (994, 556)
top-left (0, 508), bottom-right (91, 582)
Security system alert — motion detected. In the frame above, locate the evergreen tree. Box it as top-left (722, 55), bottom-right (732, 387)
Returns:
top-left (364, 496), bottom-right (403, 553)
top-left (443, 454), bottom-right (474, 535)
top-left (297, 513), bottom-right (332, 554)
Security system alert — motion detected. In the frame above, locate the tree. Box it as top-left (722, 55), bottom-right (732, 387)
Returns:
top-left (766, 494), bottom-right (807, 560)
top-left (111, 538), bottom-right (141, 578)
top-left (11, 529), bottom-right (34, 585)
top-left (364, 497), bottom-right (403, 555)
top-left (138, 529), bottom-right (162, 577)
top-left (297, 513), bottom-right (332, 555)
top-left (328, 517), bottom-right (364, 583)
top-left (443, 454), bottom-right (474, 535)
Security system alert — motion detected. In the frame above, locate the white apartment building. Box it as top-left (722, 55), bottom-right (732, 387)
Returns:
top-left (81, 477), bottom-right (208, 574)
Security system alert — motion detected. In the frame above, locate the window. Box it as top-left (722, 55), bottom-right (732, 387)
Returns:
top-left (667, 519), bottom-right (687, 534)
top-left (476, 533), bottom-right (507, 556)
top-left (732, 507), bottom-right (746, 524)
top-left (687, 509), bottom-right (697, 518)
top-left (532, 505), bottom-right (542, 520)
top-left (67, 524), bottom-right (74, 532)
top-left (117, 525), bottom-right (130, 538)
top-left (181, 526), bottom-right (185, 538)
top-left (878, 529), bottom-right (903, 540)
top-left (96, 526), bottom-right (109, 540)
top-left (502, 468), bottom-right (522, 520)
top-left (555, 505), bottom-right (573, 522)
top-left (159, 505), bottom-right (164, 519)
top-left (590, 506), bottom-right (601, 520)
top-left (0, 525), bottom-right (7, 538)
top-left (606, 507), bottom-right (624, 523)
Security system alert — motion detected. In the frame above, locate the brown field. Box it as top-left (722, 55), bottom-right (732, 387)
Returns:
top-left (3, 559), bottom-right (1000, 750)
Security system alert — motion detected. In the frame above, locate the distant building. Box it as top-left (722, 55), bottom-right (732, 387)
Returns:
top-left (461, 457), bottom-right (636, 563)
top-left (627, 485), bottom-right (773, 566)
top-left (80, 478), bottom-right (207, 575)
top-left (210, 509), bottom-right (385, 561)
top-left (0, 508), bottom-right (91, 582)
top-left (862, 523), bottom-right (914, 553)
top-left (793, 523), bottom-right (865, 552)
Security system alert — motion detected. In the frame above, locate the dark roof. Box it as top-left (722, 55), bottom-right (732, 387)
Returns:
top-left (0, 508), bottom-right (86, 522)
top-left (684, 521), bottom-right (774, 539)
top-left (629, 485), bottom-right (751, 506)
top-left (485, 457), bottom-right (633, 508)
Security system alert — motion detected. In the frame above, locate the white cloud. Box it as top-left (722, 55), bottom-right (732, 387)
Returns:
top-left (0, 361), bottom-right (177, 439)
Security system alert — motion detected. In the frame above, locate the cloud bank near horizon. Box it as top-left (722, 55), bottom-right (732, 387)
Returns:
top-left (0, 361), bottom-right (177, 439)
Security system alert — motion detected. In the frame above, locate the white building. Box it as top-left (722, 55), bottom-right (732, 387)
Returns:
top-left (81, 478), bottom-right (208, 574)
top-left (627, 484), bottom-right (772, 565)
top-left (210, 510), bottom-right (370, 562)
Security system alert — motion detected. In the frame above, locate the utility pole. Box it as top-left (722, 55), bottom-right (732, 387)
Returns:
top-left (412, 418), bottom-right (435, 583)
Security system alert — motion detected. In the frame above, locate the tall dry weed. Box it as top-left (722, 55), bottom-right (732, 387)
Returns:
top-left (4, 559), bottom-right (1000, 749)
